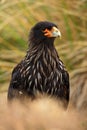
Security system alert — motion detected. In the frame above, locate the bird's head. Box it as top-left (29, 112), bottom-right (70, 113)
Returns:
top-left (29, 21), bottom-right (61, 45)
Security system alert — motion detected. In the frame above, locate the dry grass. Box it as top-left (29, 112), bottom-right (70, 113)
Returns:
top-left (0, 96), bottom-right (87, 130)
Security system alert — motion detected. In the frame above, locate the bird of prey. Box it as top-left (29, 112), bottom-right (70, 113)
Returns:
top-left (7, 21), bottom-right (70, 107)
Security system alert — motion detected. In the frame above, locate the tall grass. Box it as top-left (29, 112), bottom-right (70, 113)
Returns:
top-left (0, 97), bottom-right (87, 130)
top-left (0, 0), bottom-right (87, 109)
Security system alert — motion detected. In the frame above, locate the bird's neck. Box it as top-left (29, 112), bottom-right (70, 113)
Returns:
top-left (25, 40), bottom-right (59, 72)
top-left (26, 39), bottom-right (58, 59)
top-left (29, 36), bottom-right (55, 48)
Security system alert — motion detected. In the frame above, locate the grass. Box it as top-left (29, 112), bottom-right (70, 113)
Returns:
top-left (0, 96), bottom-right (87, 130)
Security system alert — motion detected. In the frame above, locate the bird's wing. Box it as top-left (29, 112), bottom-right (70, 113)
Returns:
top-left (62, 70), bottom-right (70, 103)
top-left (7, 62), bottom-right (25, 101)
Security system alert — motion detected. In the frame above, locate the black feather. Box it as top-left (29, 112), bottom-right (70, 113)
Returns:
top-left (8, 21), bottom-right (70, 108)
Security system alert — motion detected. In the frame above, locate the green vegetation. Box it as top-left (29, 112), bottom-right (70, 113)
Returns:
top-left (0, 0), bottom-right (87, 108)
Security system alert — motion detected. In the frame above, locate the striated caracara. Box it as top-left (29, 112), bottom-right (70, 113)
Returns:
top-left (7, 21), bottom-right (70, 108)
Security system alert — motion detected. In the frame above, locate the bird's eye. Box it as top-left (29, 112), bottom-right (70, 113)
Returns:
top-left (47, 26), bottom-right (52, 30)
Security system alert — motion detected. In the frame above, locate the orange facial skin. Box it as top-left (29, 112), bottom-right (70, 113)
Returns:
top-left (43, 27), bottom-right (61, 38)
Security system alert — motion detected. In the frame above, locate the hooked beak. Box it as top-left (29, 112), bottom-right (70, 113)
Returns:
top-left (43, 26), bottom-right (61, 38)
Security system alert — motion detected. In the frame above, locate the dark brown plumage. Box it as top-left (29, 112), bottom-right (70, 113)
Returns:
top-left (8, 21), bottom-right (70, 107)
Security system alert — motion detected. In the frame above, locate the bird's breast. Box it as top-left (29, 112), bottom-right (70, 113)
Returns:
top-left (22, 49), bottom-right (65, 97)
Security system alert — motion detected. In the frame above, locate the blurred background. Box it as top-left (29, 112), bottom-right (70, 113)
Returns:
top-left (0, 0), bottom-right (87, 110)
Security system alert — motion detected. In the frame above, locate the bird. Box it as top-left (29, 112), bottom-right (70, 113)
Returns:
top-left (7, 21), bottom-right (70, 108)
